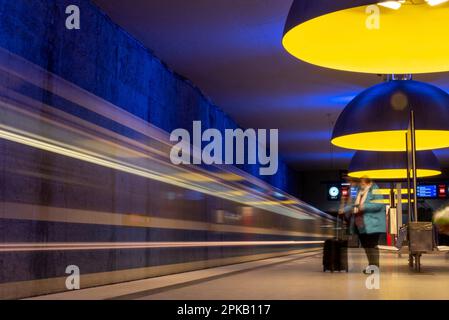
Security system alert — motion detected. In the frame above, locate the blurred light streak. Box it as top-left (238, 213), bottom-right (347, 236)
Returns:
top-left (0, 241), bottom-right (325, 252)
top-left (0, 47), bottom-right (332, 221)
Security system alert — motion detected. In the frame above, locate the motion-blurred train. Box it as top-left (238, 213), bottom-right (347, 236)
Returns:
top-left (0, 49), bottom-right (334, 299)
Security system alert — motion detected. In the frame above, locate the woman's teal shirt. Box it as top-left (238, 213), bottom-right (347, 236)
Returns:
top-left (345, 184), bottom-right (386, 234)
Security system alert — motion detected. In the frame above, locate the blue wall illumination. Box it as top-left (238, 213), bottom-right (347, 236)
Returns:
top-left (0, 0), bottom-right (299, 195)
top-left (284, 152), bottom-right (355, 161)
top-left (281, 131), bottom-right (330, 141)
top-left (0, 0), bottom-right (336, 300)
top-left (329, 95), bottom-right (357, 104)
top-left (235, 90), bottom-right (361, 111)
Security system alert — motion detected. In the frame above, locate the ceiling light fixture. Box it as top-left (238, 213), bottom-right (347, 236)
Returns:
top-left (282, 0), bottom-right (449, 73)
top-left (331, 80), bottom-right (449, 151)
top-left (348, 150), bottom-right (441, 179)
top-left (426, 0), bottom-right (449, 6)
top-left (378, 1), bottom-right (403, 10)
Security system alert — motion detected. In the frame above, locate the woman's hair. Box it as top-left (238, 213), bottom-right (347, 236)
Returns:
top-left (360, 176), bottom-right (372, 185)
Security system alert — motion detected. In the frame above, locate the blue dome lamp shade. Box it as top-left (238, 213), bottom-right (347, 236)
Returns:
top-left (331, 80), bottom-right (449, 151)
top-left (282, 0), bottom-right (449, 74)
top-left (348, 150), bottom-right (441, 179)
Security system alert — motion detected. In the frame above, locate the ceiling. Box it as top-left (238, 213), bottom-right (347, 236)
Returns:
top-left (93, 0), bottom-right (449, 171)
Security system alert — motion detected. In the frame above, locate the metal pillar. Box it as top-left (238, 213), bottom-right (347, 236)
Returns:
top-left (406, 110), bottom-right (421, 271)
top-left (396, 183), bottom-right (403, 229)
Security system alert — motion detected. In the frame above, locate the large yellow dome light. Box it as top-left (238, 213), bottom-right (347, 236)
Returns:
top-left (282, 0), bottom-right (449, 74)
top-left (348, 151), bottom-right (441, 179)
top-left (332, 80), bottom-right (449, 151)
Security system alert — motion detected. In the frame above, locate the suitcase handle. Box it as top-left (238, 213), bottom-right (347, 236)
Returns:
top-left (336, 215), bottom-right (343, 240)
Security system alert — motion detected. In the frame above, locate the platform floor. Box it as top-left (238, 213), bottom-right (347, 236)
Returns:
top-left (31, 249), bottom-right (449, 300)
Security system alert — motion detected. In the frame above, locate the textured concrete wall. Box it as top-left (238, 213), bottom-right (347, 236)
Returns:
top-left (0, 0), bottom-right (299, 195)
top-left (0, 139), bottom-right (327, 299)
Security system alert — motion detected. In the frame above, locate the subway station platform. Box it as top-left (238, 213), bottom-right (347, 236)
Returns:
top-left (5, 0), bottom-right (449, 304)
top-left (29, 249), bottom-right (449, 300)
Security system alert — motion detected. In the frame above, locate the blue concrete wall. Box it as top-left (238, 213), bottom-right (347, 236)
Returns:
top-left (0, 0), bottom-right (299, 195)
top-left (0, 138), bottom-right (328, 298)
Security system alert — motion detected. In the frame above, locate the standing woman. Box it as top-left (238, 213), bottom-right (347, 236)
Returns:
top-left (345, 176), bottom-right (386, 269)
top-left (338, 176), bottom-right (359, 237)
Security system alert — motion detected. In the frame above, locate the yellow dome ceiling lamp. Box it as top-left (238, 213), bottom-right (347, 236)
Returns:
top-left (331, 80), bottom-right (449, 151)
top-left (282, 0), bottom-right (449, 74)
top-left (348, 150), bottom-right (441, 179)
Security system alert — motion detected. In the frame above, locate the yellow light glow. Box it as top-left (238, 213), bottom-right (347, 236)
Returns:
top-left (374, 188), bottom-right (413, 195)
top-left (372, 198), bottom-right (412, 204)
top-left (213, 190), bottom-right (248, 197)
top-left (245, 200), bottom-right (299, 206)
top-left (214, 173), bottom-right (245, 181)
top-left (176, 172), bottom-right (216, 183)
top-left (349, 169), bottom-right (441, 179)
top-left (282, 4), bottom-right (449, 74)
top-left (378, 1), bottom-right (403, 10)
top-left (373, 189), bottom-right (393, 195)
top-left (331, 130), bottom-right (449, 151)
top-left (426, 0), bottom-right (449, 6)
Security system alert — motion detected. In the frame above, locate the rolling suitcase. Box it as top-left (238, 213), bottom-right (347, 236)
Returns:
top-left (323, 217), bottom-right (348, 272)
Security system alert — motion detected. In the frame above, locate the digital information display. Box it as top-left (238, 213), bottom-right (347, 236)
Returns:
top-left (417, 185), bottom-right (437, 198)
top-left (327, 184), bottom-right (358, 201)
top-left (350, 187), bottom-right (358, 198)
